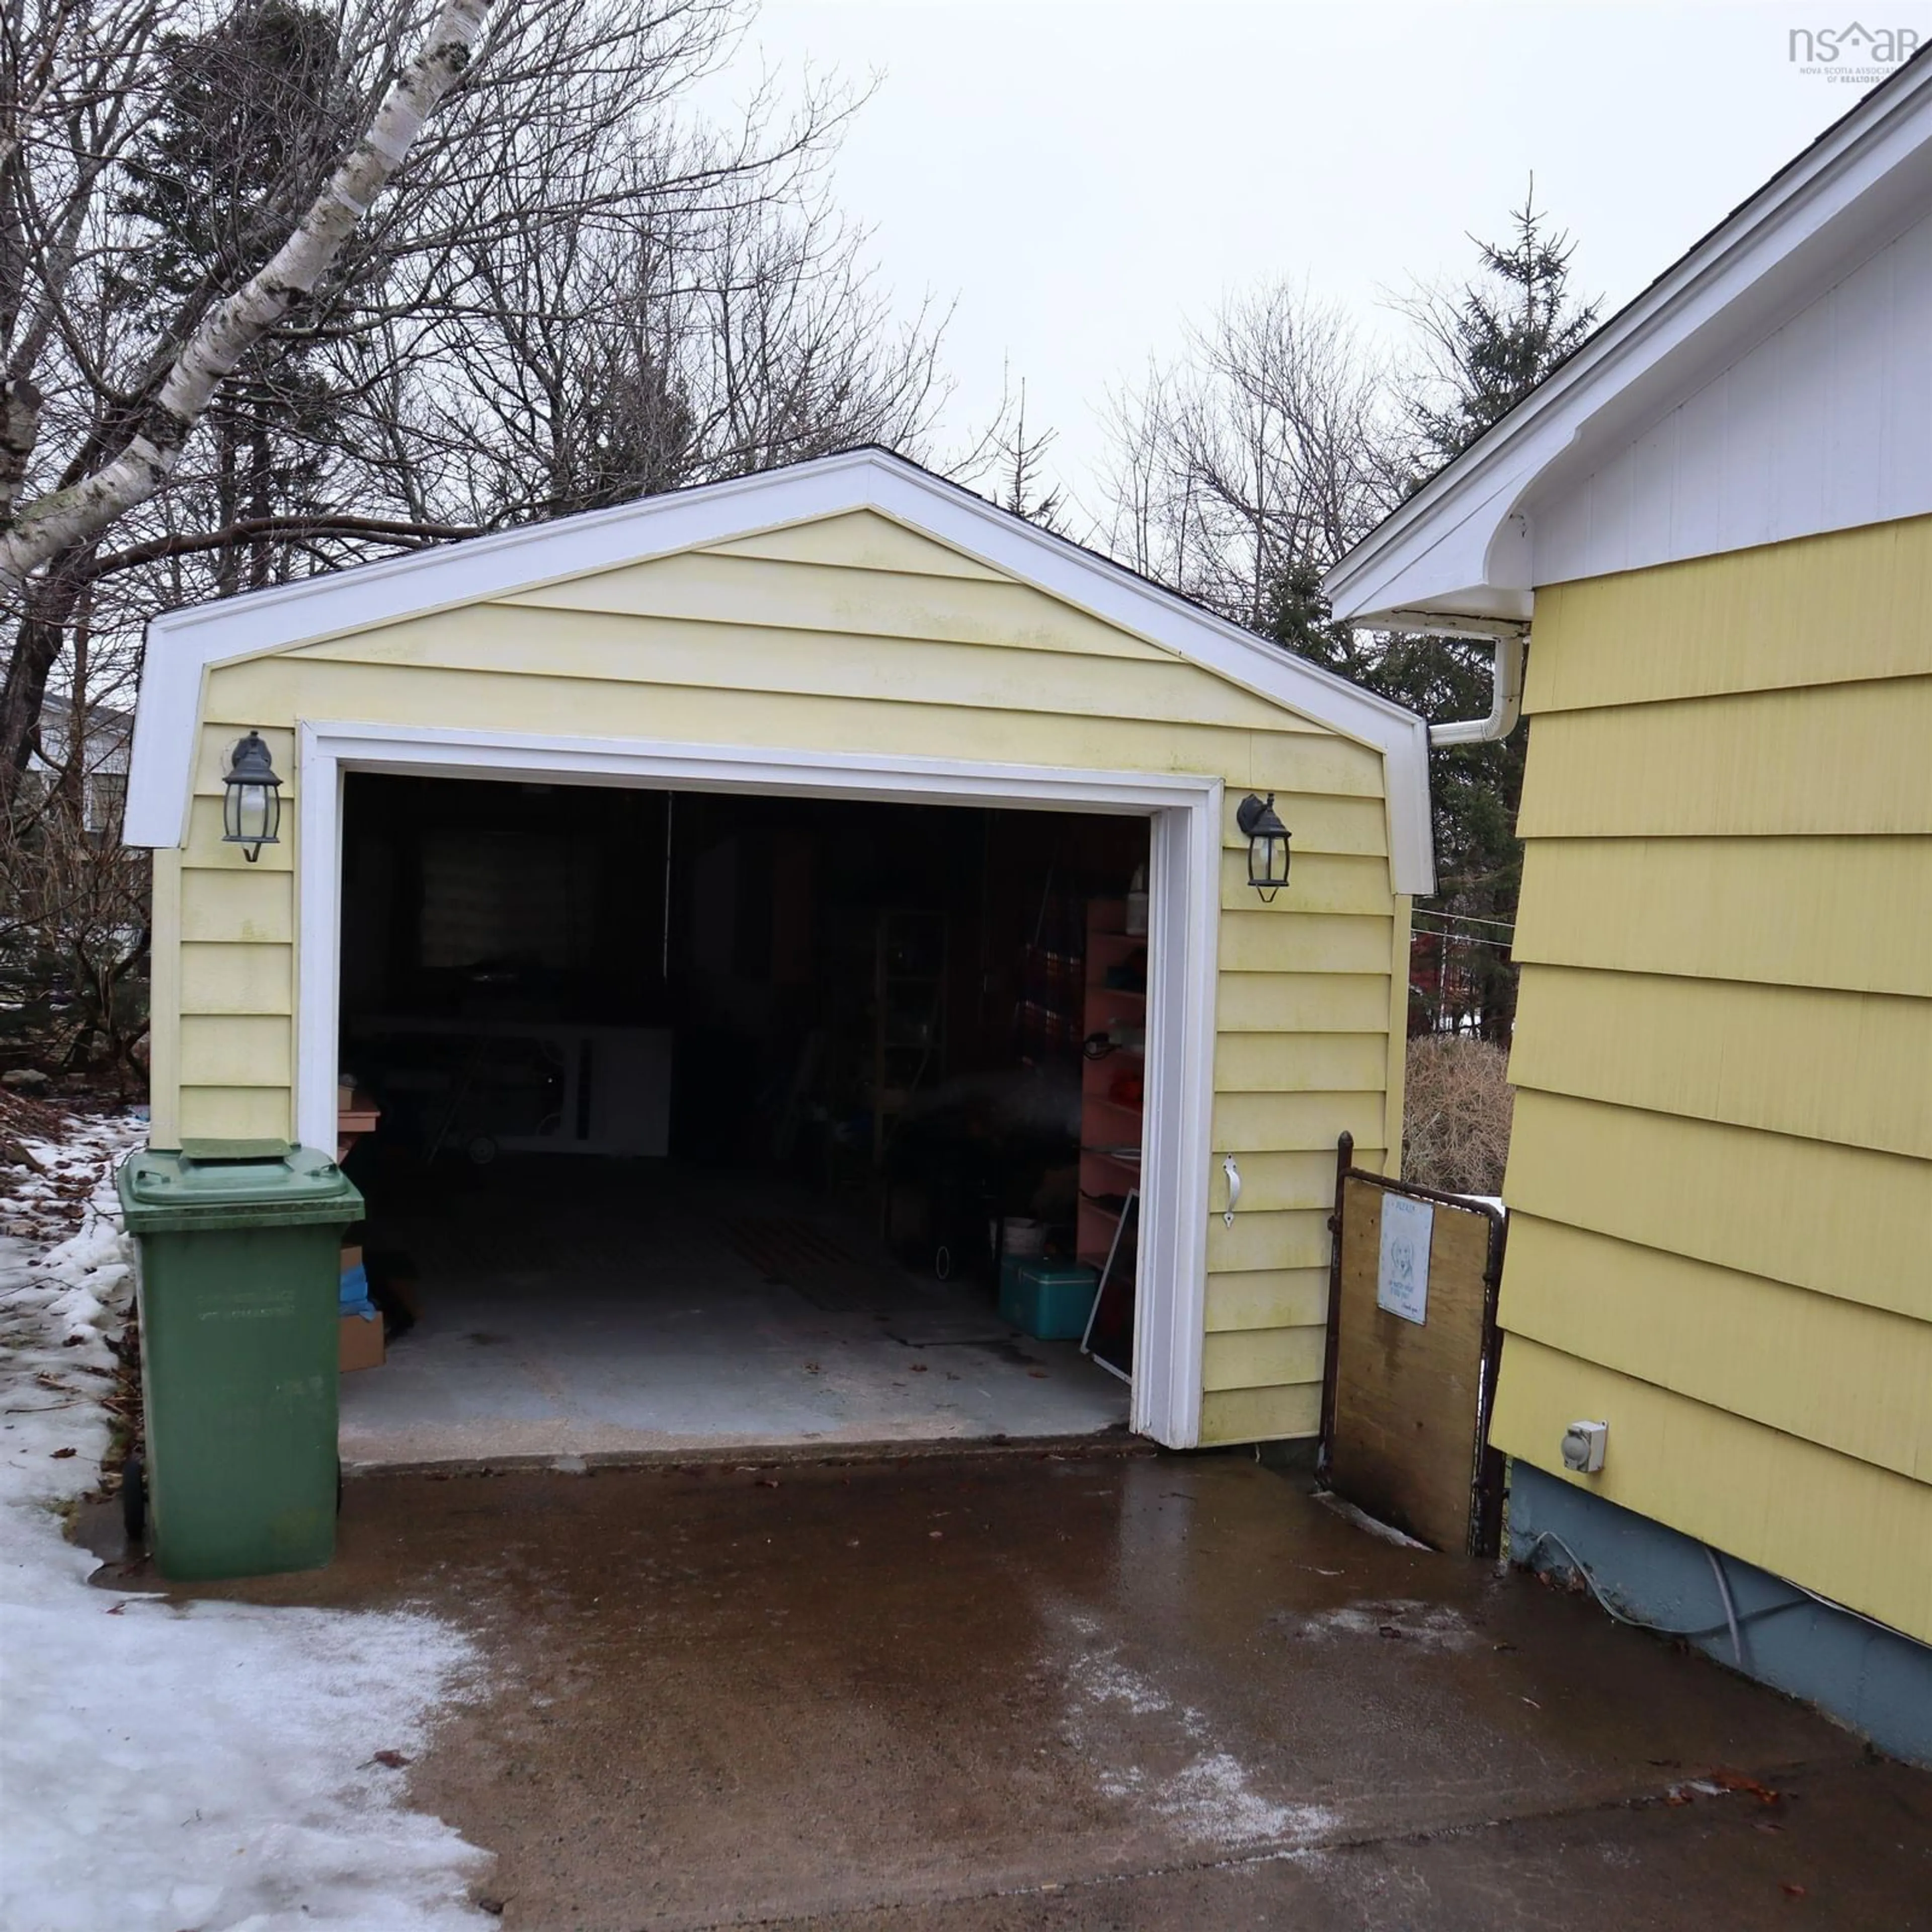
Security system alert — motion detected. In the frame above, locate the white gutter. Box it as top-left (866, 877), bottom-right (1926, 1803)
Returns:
top-left (1370, 612), bottom-right (1528, 747)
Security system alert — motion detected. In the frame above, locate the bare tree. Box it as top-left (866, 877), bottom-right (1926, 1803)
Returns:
top-left (1096, 285), bottom-right (1399, 629)
top-left (0, 0), bottom-right (952, 810)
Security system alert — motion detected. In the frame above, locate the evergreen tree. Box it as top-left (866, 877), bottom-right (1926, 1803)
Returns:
top-left (114, 1), bottom-right (355, 590)
top-left (1265, 188), bottom-right (1598, 1039)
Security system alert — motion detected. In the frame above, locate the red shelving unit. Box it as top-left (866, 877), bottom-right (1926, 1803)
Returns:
top-left (1078, 900), bottom-right (1145, 1288)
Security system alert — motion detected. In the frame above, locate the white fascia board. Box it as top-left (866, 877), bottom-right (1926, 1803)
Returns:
top-left (1323, 53), bottom-right (1932, 627)
top-left (125, 446), bottom-right (1435, 892)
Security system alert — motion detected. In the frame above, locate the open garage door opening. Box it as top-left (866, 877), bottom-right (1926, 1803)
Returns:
top-left (333, 770), bottom-right (1154, 1468)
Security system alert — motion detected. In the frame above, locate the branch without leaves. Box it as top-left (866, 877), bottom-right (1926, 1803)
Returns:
top-left (0, 0), bottom-right (492, 598)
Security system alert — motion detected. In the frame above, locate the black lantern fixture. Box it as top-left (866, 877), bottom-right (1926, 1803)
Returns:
top-left (1237, 791), bottom-right (1291, 903)
top-left (221, 731), bottom-right (284, 862)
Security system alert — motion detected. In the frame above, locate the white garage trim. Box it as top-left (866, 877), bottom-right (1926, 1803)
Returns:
top-left (127, 447), bottom-right (1435, 895)
top-left (297, 720), bottom-right (1219, 1450)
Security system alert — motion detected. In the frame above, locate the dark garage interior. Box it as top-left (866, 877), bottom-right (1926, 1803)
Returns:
top-left (331, 771), bottom-right (1152, 1463)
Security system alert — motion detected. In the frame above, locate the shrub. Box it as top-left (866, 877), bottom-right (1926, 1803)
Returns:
top-left (1402, 1034), bottom-right (1513, 1197)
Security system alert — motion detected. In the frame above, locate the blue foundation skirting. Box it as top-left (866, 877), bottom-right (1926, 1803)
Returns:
top-left (1508, 1460), bottom-right (1932, 1767)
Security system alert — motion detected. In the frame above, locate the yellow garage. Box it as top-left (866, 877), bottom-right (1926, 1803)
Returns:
top-left (126, 448), bottom-right (1431, 1464)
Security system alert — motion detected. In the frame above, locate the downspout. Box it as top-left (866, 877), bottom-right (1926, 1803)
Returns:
top-left (1376, 613), bottom-right (1529, 746)
top-left (1431, 631), bottom-right (1526, 747)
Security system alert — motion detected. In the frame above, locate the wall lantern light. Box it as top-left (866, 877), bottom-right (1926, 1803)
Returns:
top-left (222, 731), bottom-right (284, 862)
top-left (1237, 791), bottom-right (1291, 903)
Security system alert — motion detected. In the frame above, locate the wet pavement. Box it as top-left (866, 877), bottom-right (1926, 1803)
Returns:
top-left (158, 1451), bottom-right (1932, 1930)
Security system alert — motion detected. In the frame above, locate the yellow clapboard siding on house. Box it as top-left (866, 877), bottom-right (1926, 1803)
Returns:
top-left (1200, 1382), bottom-right (1323, 1445)
top-left (197, 654), bottom-right (1388, 800)
top-left (1502, 519), bottom-right (1932, 1640)
top-left (1206, 1208), bottom-right (1331, 1274)
top-left (1489, 1337), bottom-right (1932, 1642)
top-left (178, 1015), bottom-right (290, 1089)
top-left (153, 505), bottom-right (1408, 1445)
top-left (179, 942), bottom-right (293, 1017)
top-left (1526, 515), bottom-right (1932, 713)
top-left (1212, 1033), bottom-right (1392, 1094)
top-left (1202, 1325), bottom-right (1327, 1393)
top-left (1212, 1090), bottom-right (1390, 1154)
top-left (1219, 791), bottom-right (1390, 857)
top-left (1214, 974), bottom-right (1391, 1036)
top-left (1517, 675), bottom-right (1932, 839)
top-left (1218, 849), bottom-right (1390, 915)
top-left (1500, 1216), bottom-right (1932, 1481)
top-left (1510, 965), bottom-right (1932, 1159)
top-left (179, 1085), bottom-right (292, 1142)
top-left (179, 866), bottom-right (292, 944)
top-left (1204, 1150), bottom-right (1381, 1216)
top-left (1512, 836), bottom-right (1932, 998)
top-left (701, 509), bottom-right (1011, 579)
top-left (1219, 912), bottom-right (1393, 975)
top-left (297, 605), bottom-right (1304, 734)
top-left (500, 547), bottom-right (1188, 662)
top-left (1204, 1266), bottom-right (1331, 1332)
top-left (1504, 1088), bottom-right (1932, 1323)
top-left (148, 851), bottom-right (183, 1150)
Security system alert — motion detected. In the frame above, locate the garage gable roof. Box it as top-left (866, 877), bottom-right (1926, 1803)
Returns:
top-left (1323, 45), bottom-right (1932, 628)
top-left (126, 446), bottom-right (1435, 892)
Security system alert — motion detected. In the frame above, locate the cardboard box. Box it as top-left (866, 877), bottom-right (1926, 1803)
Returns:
top-left (340, 1242), bottom-right (364, 1271)
top-left (339, 1311), bottom-right (385, 1373)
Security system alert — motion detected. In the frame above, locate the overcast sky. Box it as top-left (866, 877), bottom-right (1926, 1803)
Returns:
top-left (714, 1), bottom-right (1921, 529)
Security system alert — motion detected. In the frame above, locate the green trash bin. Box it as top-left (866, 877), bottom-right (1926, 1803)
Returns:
top-left (117, 1139), bottom-right (363, 1580)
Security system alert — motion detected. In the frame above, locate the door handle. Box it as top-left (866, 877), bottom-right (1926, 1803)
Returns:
top-left (1222, 1153), bottom-right (1242, 1227)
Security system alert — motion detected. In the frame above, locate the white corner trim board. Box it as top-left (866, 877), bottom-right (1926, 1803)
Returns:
top-left (1324, 49), bottom-right (1932, 625)
top-left (123, 446), bottom-right (1435, 896)
top-left (296, 722), bottom-right (1218, 1450)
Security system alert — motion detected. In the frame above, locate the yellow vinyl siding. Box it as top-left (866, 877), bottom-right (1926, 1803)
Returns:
top-left (703, 508), bottom-right (1011, 579)
top-left (158, 507), bottom-right (1404, 1442)
top-left (1500, 1217), bottom-right (1932, 1482)
top-left (1202, 1325), bottom-right (1327, 1393)
top-left (146, 851), bottom-right (183, 1150)
top-left (1510, 965), bottom-right (1932, 1159)
top-left (1512, 836), bottom-right (1932, 999)
top-left (1499, 517), bottom-right (1932, 1641)
top-left (1200, 1382), bottom-right (1323, 1443)
top-left (1526, 515), bottom-right (1932, 712)
top-left (1518, 675), bottom-right (1932, 839)
top-left (1492, 1337), bottom-right (1932, 1641)
top-left (1204, 1266), bottom-right (1330, 1332)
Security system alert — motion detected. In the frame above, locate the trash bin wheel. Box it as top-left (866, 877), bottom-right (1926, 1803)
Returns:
top-left (466, 1134), bottom-right (498, 1166)
top-left (122, 1450), bottom-right (146, 1544)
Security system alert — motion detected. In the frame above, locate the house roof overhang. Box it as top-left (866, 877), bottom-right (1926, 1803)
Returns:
top-left (1323, 45), bottom-right (1932, 631)
top-left (125, 446), bottom-right (1438, 892)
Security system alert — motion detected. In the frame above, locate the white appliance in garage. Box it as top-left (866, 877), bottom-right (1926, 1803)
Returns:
top-left (351, 1016), bottom-right (672, 1159)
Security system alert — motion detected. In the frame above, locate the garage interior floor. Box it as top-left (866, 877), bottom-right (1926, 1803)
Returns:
top-left (336, 1158), bottom-right (1130, 1470)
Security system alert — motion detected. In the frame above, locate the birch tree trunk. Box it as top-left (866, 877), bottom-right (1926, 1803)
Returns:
top-left (0, 0), bottom-right (491, 598)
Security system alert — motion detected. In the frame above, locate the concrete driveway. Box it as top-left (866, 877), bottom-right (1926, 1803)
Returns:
top-left (184, 1450), bottom-right (1931, 1930)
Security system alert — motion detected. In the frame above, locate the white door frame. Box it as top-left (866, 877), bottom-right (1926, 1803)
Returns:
top-left (296, 720), bottom-right (1220, 1448)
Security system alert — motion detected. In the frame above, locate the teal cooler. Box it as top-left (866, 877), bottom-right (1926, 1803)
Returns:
top-left (999, 1259), bottom-right (1099, 1341)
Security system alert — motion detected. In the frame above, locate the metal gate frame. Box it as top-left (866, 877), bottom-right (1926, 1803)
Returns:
top-left (1317, 1131), bottom-right (1510, 1557)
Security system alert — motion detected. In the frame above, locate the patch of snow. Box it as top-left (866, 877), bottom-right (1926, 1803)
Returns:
top-left (0, 1115), bottom-right (492, 1930)
top-left (1054, 1610), bottom-right (1338, 1850)
top-left (1160, 1751), bottom-right (1335, 1844)
top-left (1313, 1489), bottom-right (1433, 1549)
top-left (1283, 1597), bottom-right (1481, 1652)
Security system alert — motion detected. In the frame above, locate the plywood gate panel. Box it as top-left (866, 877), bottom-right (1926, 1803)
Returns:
top-left (1329, 1176), bottom-right (1499, 1553)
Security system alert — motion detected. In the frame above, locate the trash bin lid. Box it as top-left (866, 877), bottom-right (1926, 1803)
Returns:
top-left (118, 1141), bottom-right (363, 1231)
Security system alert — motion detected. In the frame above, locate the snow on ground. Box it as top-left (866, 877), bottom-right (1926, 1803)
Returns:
top-left (0, 1114), bottom-right (492, 1931)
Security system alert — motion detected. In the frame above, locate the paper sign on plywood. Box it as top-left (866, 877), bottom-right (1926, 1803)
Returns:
top-left (1377, 1194), bottom-right (1433, 1325)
